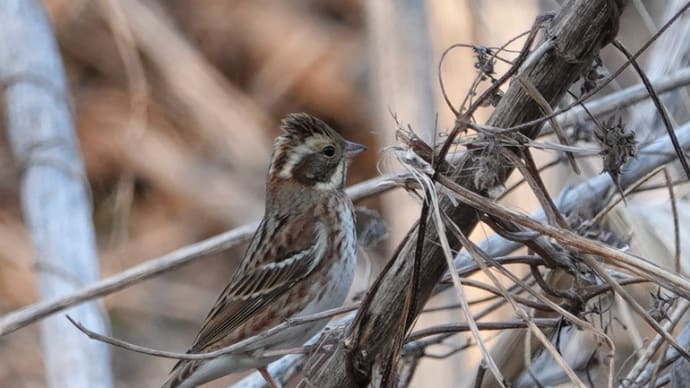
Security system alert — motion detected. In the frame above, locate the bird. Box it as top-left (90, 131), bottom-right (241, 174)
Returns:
top-left (162, 113), bottom-right (366, 388)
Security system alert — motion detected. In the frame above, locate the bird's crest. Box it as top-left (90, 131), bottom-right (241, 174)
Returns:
top-left (280, 113), bottom-right (334, 139)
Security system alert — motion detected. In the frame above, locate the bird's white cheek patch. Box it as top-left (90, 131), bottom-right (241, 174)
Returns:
top-left (277, 144), bottom-right (309, 179)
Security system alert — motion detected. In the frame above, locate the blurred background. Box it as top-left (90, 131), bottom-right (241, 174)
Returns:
top-left (1, 0), bottom-right (689, 387)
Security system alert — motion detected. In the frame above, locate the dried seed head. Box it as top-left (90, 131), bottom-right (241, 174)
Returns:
top-left (595, 115), bottom-right (637, 185)
top-left (473, 46), bottom-right (496, 79)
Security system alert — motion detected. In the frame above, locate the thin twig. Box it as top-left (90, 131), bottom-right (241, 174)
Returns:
top-left (663, 168), bottom-right (682, 272)
top-left (621, 299), bottom-right (690, 386)
top-left (516, 76), bottom-right (579, 173)
top-left (66, 303), bottom-right (358, 361)
top-left (407, 319), bottom-right (561, 341)
top-left (591, 166), bottom-right (665, 226)
top-left (611, 39), bottom-right (690, 181)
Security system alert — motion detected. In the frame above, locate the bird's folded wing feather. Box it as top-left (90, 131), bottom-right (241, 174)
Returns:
top-left (187, 221), bottom-right (327, 353)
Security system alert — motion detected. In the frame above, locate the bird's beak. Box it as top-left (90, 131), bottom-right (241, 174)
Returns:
top-left (344, 140), bottom-right (367, 158)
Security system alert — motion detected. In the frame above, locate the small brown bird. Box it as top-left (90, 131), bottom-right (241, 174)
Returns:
top-left (162, 113), bottom-right (366, 388)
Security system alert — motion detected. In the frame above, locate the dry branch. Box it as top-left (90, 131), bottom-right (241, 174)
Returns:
top-left (0, 222), bottom-right (257, 336)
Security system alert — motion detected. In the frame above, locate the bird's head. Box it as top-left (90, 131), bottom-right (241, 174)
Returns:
top-left (268, 113), bottom-right (366, 192)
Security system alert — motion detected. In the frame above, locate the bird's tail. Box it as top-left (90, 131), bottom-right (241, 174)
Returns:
top-left (161, 359), bottom-right (194, 388)
top-left (160, 375), bottom-right (177, 388)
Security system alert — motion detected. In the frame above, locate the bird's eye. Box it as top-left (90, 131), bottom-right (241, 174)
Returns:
top-left (322, 145), bottom-right (336, 157)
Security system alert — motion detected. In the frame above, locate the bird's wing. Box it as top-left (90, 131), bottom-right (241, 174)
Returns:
top-left (188, 220), bottom-right (328, 353)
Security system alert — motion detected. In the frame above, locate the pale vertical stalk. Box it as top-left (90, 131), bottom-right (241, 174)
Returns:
top-left (366, 0), bottom-right (441, 385)
top-left (0, 1), bottom-right (113, 387)
top-left (365, 0), bottom-right (436, 240)
top-left (367, 0), bottom-right (436, 145)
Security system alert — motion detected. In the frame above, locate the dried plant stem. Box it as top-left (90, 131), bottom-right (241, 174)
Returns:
top-left (612, 39), bottom-right (690, 180)
top-left (67, 304), bottom-right (358, 361)
top-left (406, 319), bottom-right (561, 341)
top-left (517, 76), bottom-right (579, 173)
top-left (444, 219), bottom-right (588, 388)
top-left (663, 168), bottom-right (682, 271)
top-left (97, 0), bottom-right (150, 246)
top-left (424, 174), bottom-right (506, 386)
top-left (435, 176), bottom-right (690, 360)
top-left (436, 175), bottom-right (690, 298)
top-left (622, 299), bottom-right (690, 386)
top-left (305, 3), bottom-right (627, 385)
top-left (0, 222), bottom-right (257, 336)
